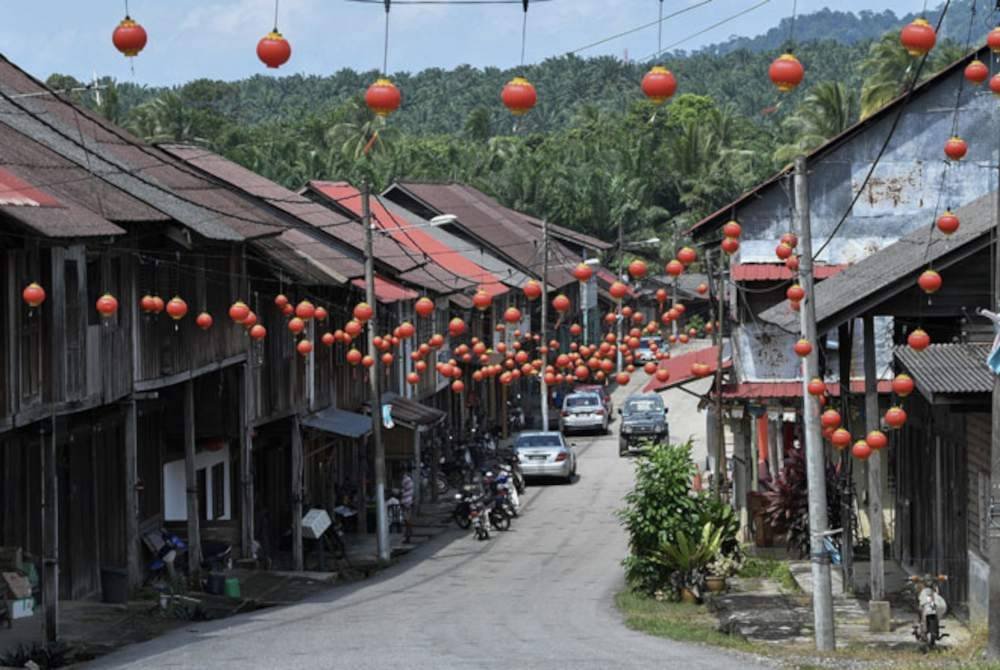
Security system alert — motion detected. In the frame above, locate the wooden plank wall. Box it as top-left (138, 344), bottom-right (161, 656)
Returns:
top-left (967, 412), bottom-right (991, 559)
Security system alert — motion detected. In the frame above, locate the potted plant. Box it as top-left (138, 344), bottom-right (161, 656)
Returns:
top-left (706, 554), bottom-right (741, 592)
top-left (653, 522), bottom-right (723, 604)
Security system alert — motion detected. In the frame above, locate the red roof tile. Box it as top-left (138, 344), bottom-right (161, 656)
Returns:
top-left (643, 345), bottom-right (730, 392)
top-left (731, 263), bottom-right (847, 282)
top-left (351, 277), bottom-right (419, 304)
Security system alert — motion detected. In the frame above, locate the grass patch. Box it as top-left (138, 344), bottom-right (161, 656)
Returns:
top-left (615, 590), bottom-right (757, 653)
top-left (738, 556), bottom-right (800, 592)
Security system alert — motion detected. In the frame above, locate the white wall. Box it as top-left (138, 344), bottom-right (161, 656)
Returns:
top-left (163, 444), bottom-right (232, 522)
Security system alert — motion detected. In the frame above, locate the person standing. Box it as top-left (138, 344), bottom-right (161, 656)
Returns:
top-left (401, 466), bottom-right (414, 544)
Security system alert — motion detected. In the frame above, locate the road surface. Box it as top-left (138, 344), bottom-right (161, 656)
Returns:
top-left (90, 375), bottom-right (759, 670)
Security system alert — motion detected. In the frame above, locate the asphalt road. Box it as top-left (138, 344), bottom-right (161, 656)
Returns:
top-left (90, 375), bottom-right (760, 670)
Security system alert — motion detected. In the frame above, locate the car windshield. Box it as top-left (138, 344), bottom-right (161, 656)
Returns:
top-left (625, 399), bottom-right (663, 414)
top-left (566, 395), bottom-right (600, 407)
top-left (516, 435), bottom-right (563, 448)
top-left (639, 338), bottom-right (662, 349)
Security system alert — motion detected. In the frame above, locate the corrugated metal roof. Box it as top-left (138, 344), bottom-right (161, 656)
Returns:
top-left (367, 392), bottom-right (446, 427)
top-left (689, 45), bottom-right (996, 238)
top-left (720, 380), bottom-right (893, 399)
top-left (731, 263), bottom-right (847, 282)
top-left (386, 181), bottom-right (579, 287)
top-left (760, 190), bottom-right (997, 333)
top-left (351, 277), bottom-right (419, 303)
top-left (0, 57), bottom-right (283, 241)
top-left (302, 407), bottom-right (372, 439)
top-left (895, 343), bottom-right (993, 398)
top-left (251, 235), bottom-right (347, 286)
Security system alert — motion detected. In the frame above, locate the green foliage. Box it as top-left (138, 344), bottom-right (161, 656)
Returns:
top-left (696, 493), bottom-right (740, 558)
top-left (651, 521), bottom-right (724, 597)
top-left (738, 557), bottom-right (800, 592)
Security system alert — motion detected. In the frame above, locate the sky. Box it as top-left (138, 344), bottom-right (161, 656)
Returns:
top-left (2, 0), bottom-right (925, 86)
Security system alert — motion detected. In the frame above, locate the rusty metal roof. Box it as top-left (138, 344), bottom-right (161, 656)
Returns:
top-left (731, 263), bottom-right (847, 282)
top-left (759, 190), bottom-right (997, 334)
top-left (689, 45), bottom-right (995, 239)
top-left (895, 343), bottom-right (993, 400)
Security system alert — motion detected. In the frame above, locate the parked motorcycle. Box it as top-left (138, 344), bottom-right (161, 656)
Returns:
top-left (910, 574), bottom-right (949, 651)
top-left (507, 395), bottom-right (525, 431)
top-left (496, 469), bottom-right (520, 517)
top-left (469, 497), bottom-right (491, 541)
top-left (452, 485), bottom-right (480, 530)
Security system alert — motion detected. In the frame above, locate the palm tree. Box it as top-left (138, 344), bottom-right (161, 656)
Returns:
top-left (774, 81), bottom-right (859, 164)
top-left (124, 93), bottom-right (209, 145)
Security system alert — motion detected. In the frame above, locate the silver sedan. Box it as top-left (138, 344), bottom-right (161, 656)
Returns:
top-left (513, 431), bottom-right (577, 483)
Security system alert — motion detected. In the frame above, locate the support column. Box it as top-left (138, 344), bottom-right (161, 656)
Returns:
top-left (864, 314), bottom-right (888, 630)
top-left (413, 428), bottom-right (422, 513)
top-left (42, 418), bottom-right (59, 643)
top-left (240, 364), bottom-right (255, 559)
top-left (124, 400), bottom-right (141, 586)
top-left (838, 322), bottom-right (854, 593)
top-left (731, 415), bottom-right (748, 507)
top-left (183, 380), bottom-right (202, 585)
top-left (291, 415), bottom-right (304, 571)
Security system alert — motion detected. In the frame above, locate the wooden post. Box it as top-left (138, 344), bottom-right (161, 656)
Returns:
top-left (124, 400), bottom-right (141, 586)
top-left (42, 417), bottom-right (59, 643)
top-left (413, 428), bottom-right (422, 513)
top-left (183, 379), bottom-right (202, 584)
top-left (837, 322), bottom-right (854, 594)
top-left (291, 415), bottom-right (304, 571)
top-left (863, 314), bottom-right (887, 628)
top-left (240, 363), bottom-right (255, 559)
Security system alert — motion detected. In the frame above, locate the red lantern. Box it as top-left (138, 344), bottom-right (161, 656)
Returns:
top-left (552, 294), bottom-right (571, 313)
top-left (867, 430), bottom-right (888, 450)
top-left (321, 332), bottom-right (335, 347)
top-left (965, 59), bottom-right (989, 85)
top-left (450, 379), bottom-right (465, 394)
top-left (665, 260), bottom-right (684, 277)
top-left (900, 18), bottom-right (936, 57)
top-left (429, 333), bottom-right (445, 349)
top-left (574, 365), bottom-right (589, 381)
top-left (407, 372), bottom-right (421, 385)
top-left (282, 303), bottom-right (294, 317)
top-left (643, 361), bottom-right (657, 376)
top-left (415, 297), bottom-right (435, 318)
top-left (786, 284), bottom-right (805, 302)
top-left (243, 311), bottom-right (258, 329)
top-left (786, 255), bottom-right (800, 272)
top-left (991, 74), bottom-right (1000, 97)
top-left (769, 53), bottom-right (805, 92)
top-left (249, 324), bottom-right (267, 341)
top-left (503, 307), bottom-right (522, 324)
top-left (229, 301), bottom-right (250, 323)
top-left (314, 306), bottom-right (328, 322)
top-left (722, 220), bottom-right (742, 238)
top-left (616, 372), bottom-right (631, 385)
top-left (918, 269), bottom-right (942, 294)
top-left (885, 406), bottom-right (908, 429)
top-left (780, 233), bottom-right (798, 248)
top-left (807, 378), bottom-right (826, 396)
top-left (775, 242), bottom-right (794, 260)
top-left (852, 440), bottom-right (873, 460)
top-left (288, 317), bottom-right (305, 334)
top-left (831, 428), bottom-right (852, 449)
top-left (22, 283), bottom-right (45, 307)
top-left (695, 283), bottom-right (708, 296)
top-left (721, 237), bottom-right (740, 255)
top-left (908, 328), bottom-right (931, 351)
top-left (569, 323), bottom-right (582, 337)
top-left (936, 210), bottom-right (959, 235)
top-left (275, 294), bottom-right (289, 309)
top-left (691, 362), bottom-right (711, 378)
top-left (677, 247), bottom-right (697, 266)
top-left (344, 320), bottom-right (363, 338)
top-left (821, 409), bottom-right (842, 429)
top-left (347, 349), bottom-right (363, 366)
top-left (447, 318), bottom-right (465, 338)
top-left (523, 280), bottom-right (542, 301)
top-left (473, 290), bottom-right (492, 311)
top-left (140, 295), bottom-right (158, 314)
top-left (655, 368), bottom-right (670, 383)
top-left (398, 321), bottom-right (415, 339)
top-left (793, 339), bottom-right (813, 357)
top-left (196, 312), bottom-right (213, 330)
top-left (641, 65), bottom-right (677, 104)
top-left (944, 136), bottom-right (968, 161)
top-left (381, 352), bottom-right (394, 366)
top-left (628, 259), bottom-right (648, 280)
top-left (352, 302), bottom-right (372, 323)
top-left (257, 30), bottom-right (291, 69)
top-left (365, 79), bottom-right (402, 117)
top-left (654, 288), bottom-right (668, 304)
top-left (96, 293), bottom-right (119, 318)
top-left (297, 339), bottom-right (314, 357)
top-left (609, 281), bottom-right (628, 301)
top-left (892, 373), bottom-right (914, 398)
top-left (166, 297), bottom-right (188, 321)
top-left (112, 15), bottom-right (147, 57)
top-left (501, 76), bottom-right (537, 116)
top-left (572, 263), bottom-right (593, 283)
top-left (989, 26), bottom-right (1000, 53)
top-left (362, 355), bottom-right (375, 368)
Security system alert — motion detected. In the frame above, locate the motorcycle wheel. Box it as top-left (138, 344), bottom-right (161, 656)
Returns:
top-left (491, 510), bottom-right (511, 532)
top-left (436, 474), bottom-right (449, 495)
top-left (927, 616), bottom-right (939, 649)
top-left (454, 510), bottom-right (472, 530)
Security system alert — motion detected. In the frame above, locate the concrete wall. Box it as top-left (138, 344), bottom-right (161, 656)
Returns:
top-left (724, 48), bottom-right (999, 265)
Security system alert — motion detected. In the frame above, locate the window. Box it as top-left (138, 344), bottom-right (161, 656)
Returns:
top-left (163, 444), bottom-right (231, 522)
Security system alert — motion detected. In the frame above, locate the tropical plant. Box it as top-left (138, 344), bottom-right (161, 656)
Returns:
top-left (651, 522), bottom-right (725, 601)
top-left (618, 441), bottom-right (701, 594)
top-left (773, 81), bottom-right (859, 164)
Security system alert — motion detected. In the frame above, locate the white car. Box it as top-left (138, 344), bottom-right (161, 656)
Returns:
top-left (514, 431), bottom-right (577, 483)
top-left (559, 392), bottom-right (608, 435)
top-left (634, 336), bottom-right (665, 364)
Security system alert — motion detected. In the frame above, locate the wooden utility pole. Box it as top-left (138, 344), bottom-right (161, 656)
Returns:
top-left (988, 167), bottom-right (1000, 658)
top-left (363, 181), bottom-right (390, 563)
top-left (42, 417), bottom-right (58, 642)
top-left (837, 322), bottom-right (854, 593)
top-left (864, 314), bottom-right (889, 629)
top-left (183, 379), bottom-right (202, 585)
top-left (706, 248), bottom-right (726, 499)
top-left (794, 156), bottom-right (836, 651)
top-left (540, 219), bottom-right (550, 430)
top-left (291, 415), bottom-right (304, 571)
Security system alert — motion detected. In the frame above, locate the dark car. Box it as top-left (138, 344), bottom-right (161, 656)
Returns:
top-left (618, 394), bottom-right (669, 456)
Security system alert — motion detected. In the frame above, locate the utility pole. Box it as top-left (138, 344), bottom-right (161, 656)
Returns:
top-left (988, 165), bottom-right (1000, 659)
top-left (363, 181), bottom-right (390, 564)
top-left (706, 249), bottom-right (726, 500)
top-left (794, 156), bottom-right (836, 651)
top-left (540, 219), bottom-right (550, 431)
top-left (864, 314), bottom-right (888, 630)
top-left (616, 219), bottom-right (625, 373)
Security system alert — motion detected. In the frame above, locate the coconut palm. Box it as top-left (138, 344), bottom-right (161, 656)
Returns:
top-left (774, 81), bottom-right (859, 163)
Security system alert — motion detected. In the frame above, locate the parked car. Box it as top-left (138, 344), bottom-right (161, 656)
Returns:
top-left (513, 431), bottom-right (577, 483)
top-left (559, 391), bottom-right (608, 435)
top-left (618, 393), bottom-right (669, 456)
top-left (634, 336), bottom-right (664, 364)
top-left (575, 383), bottom-right (614, 416)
